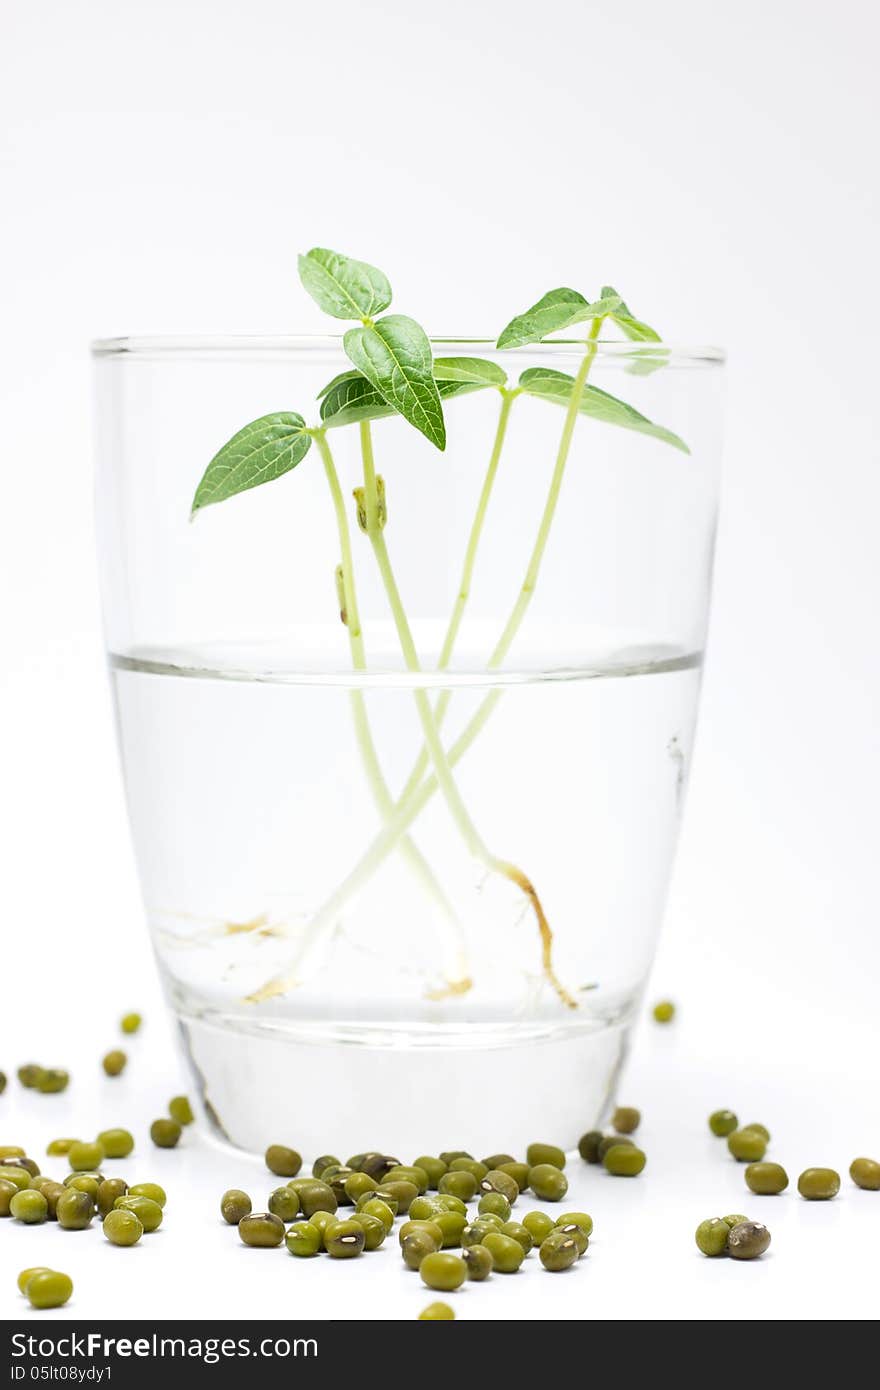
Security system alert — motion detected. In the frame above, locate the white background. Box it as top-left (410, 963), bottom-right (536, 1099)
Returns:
top-left (1, 0), bottom-right (878, 1322)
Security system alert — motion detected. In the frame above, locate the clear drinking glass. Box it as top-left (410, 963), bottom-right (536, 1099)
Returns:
top-left (94, 334), bottom-right (724, 1155)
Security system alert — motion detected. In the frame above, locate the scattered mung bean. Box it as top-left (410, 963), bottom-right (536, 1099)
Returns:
top-left (221, 1189), bottom-right (252, 1225)
top-left (265, 1145), bottom-right (302, 1178)
top-left (68, 1141), bottom-right (104, 1172)
top-left (324, 1219), bottom-right (365, 1258)
top-left (26, 1271), bottom-right (73, 1309)
top-left (103, 1209), bottom-right (143, 1246)
top-left (603, 1145), bottom-right (646, 1177)
top-left (169, 1096), bottom-right (194, 1126)
top-left (419, 1252), bottom-right (467, 1291)
top-left (727, 1220), bottom-right (771, 1259)
top-left (461, 1242), bottom-right (493, 1280)
top-left (419, 1302), bottom-right (455, 1319)
top-left (268, 1187), bottom-right (301, 1222)
top-left (745, 1162), bottom-right (788, 1195)
top-left (239, 1213), bottom-right (285, 1247)
top-left (577, 1131), bottom-right (603, 1164)
top-left (285, 1222), bottom-right (321, 1257)
top-left (727, 1129), bottom-right (767, 1163)
top-left (56, 1190), bottom-right (93, 1230)
top-left (526, 1142), bottom-right (566, 1170)
top-left (115, 1196), bottom-right (163, 1232)
top-left (10, 1190), bottom-right (48, 1224)
top-left (482, 1232), bottom-right (524, 1273)
top-left (539, 1230), bottom-right (579, 1271)
top-left (150, 1119), bottom-right (181, 1149)
top-left (797, 1168), bottom-right (840, 1201)
top-left (98, 1129), bottom-right (134, 1160)
top-left (695, 1218), bottom-right (729, 1256)
top-left (850, 1157), bottom-right (880, 1190)
top-left (129, 1183), bottom-right (166, 1208)
top-left (708, 1110), bottom-right (738, 1137)
top-left (612, 1107), bottom-right (641, 1135)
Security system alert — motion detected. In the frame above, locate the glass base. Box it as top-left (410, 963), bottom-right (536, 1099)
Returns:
top-left (176, 1008), bottom-right (634, 1157)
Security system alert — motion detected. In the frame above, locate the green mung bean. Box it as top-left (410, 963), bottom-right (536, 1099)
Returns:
top-left (478, 1191), bottom-right (511, 1221)
top-left (603, 1145), bottom-right (646, 1177)
top-left (708, 1109), bottom-right (738, 1137)
top-left (265, 1145), bottom-right (302, 1178)
top-left (268, 1187), bottom-right (301, 1221)
top-left (727, 1129), bottom-right (767, 1162)
top-left (528, 1163), bottom-right (568, 1200)
top-left (482, 1232), bottom-right (524, 1272)
top-left (324, 1219), bottom-right (365, 1258)
top-left (418, 1302), bottom-right (455, 1319)
top-left (97, 1178), bottom-right (129, 1217)
top-left (221, 1189), bottom-right (252, 1224)
top-left (745, 1162), bottom-right (788, 1195)
top-left (652, 1000), bottom-right (675, 1022)
top-left (612, 1107), bottom-right (641, 1135)
top-left (56, 1189), bottom-right (93, 1230)
top-left (412, 1156), bottom-right (446, 1189)
top-left (419, 1252), bottom-right (467, 1291)
top-left (285, 1221), bottom-right (321, 1256)
top-left (150, 1119), bottom-right (181, 1149)
top-left (68, 1141), bottom-right (104, 1172)
top-left (103, 1209), bottom-right (143, 1246)
top-left (10, 1190), bottom-right (48, 1224)
top-left (850, 1157), bottom-right (880, 1190)
top-left (695, 1218), bottom-right (729, 1256)
top-left (797, 1168), bottom-right (840, 1200)
top-left (26, 1271), bottom-right (73, 1309)
top-left (97, 1129), bottom-right (134, 1159)
top-left (348, 1211), bottom-right (387, 1250)
top-left (168, 1096), bottom-right (194, 1126)
top-left (577, 1131), bottom-right (604, 1164)
top-left (239, 1213), bottom-right (285, 1247)
top-left (129, 1183), bottom-right (166, 1208)
top-left (526, 1142), bottom-right (566, 1170)
top-left (462, 1243), bottom-right (493, 1280)
top-left (539, 1230), bottom-right (579, 1271)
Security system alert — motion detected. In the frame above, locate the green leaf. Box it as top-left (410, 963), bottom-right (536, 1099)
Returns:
top-left (298, 247), bottom-right (392, 322)
top-left (600, 286), bottom-right (661, 343)
top-left (518, 368), bottom-right (689, 453)
top-left (192, 413), bottom-right (312, 513)
top-left (344, 315), bottom-right (446, 450)
top-left (496, 288), bottom-right (622, 349)
top-left (432, 357), bottom-right (507, 388)
top-left (316, 369), bottom-right (360, 400)
top-left (320, 373), bottom-right (396, 429)
top-left (320, 363), bottom-right (503, 430)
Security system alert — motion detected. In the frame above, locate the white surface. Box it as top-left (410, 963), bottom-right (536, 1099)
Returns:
top-left (2, 999), bottom-right (878, 1322)
top-left (1, 0), bottom-right (879, 1322)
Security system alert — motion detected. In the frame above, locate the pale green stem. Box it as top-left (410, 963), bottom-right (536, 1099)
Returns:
top-left (250, 420), bottom-right (573, 1007)
top-left (437, 388), bottom-right (516, 672)
top-left (250, 331), bottom-right (602, 1007)
top-left (388, 388), bottom-right (516, 816)
top-left (313, 431), bottom-right (469, 989)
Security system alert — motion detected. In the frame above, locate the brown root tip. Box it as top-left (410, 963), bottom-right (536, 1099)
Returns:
top-left (425, 976), bottom-right (474, 1002)
top-left (244, 976), bottom-right (293, 1005)
top-left (499, 861), bottom-right (578, 1010)
top-left (225, 913), bottom-right (270, 936)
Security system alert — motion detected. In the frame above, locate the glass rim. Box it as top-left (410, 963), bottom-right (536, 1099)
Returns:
top-left (90, 333), bottom-right (725, 366)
